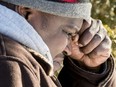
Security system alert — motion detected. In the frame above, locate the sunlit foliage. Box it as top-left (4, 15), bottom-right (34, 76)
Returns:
top-left (91, 0), bottom-right (116, 57)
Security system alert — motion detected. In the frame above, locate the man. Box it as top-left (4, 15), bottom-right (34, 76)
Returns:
top-left (0, 0), bottom-right (115, 87)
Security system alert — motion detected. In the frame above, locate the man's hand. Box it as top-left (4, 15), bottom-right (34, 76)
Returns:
top-left (64, 19), bottom-right (112, 68)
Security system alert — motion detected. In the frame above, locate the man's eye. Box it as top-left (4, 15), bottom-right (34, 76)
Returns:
top-left (63, 30), bottom-right (73, 36)
top-left (67, 32), bottom-right (72, 36)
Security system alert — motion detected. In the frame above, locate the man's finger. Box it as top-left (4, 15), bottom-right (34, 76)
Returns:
top-left (79, 20), bottom-right (91, 35)
top-left (81, 26), bottom-right (107, 54)
top-left (88, 35), bottom-right (112, 59)
top-left (79, 19), bottom-right (100, 46)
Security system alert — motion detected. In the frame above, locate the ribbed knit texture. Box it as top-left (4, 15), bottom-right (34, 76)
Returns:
top-left (2, 0), bottom-right (92, 22)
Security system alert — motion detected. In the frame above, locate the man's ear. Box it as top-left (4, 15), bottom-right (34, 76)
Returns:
top-left (15, 6), bottom-right (31, 19)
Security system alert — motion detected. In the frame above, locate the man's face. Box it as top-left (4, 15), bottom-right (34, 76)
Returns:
top-left (27, 9), bottom-right (83, 58)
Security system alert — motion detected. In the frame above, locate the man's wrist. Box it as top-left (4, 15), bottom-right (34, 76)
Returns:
top-left (72, 59), bottom-right (101, 73)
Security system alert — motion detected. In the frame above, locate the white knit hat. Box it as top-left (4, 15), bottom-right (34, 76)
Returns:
top-left (2, 0), bottom-right (92, 21)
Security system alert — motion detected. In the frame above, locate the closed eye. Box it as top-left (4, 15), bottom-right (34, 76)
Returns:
top-left (61, 24), bottom-right (80, 38)
top-left (62, 30), bottom-right (76, 37)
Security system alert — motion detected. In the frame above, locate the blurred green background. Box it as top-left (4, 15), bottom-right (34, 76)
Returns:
top-left (91, 0), bottom-right (116, 58)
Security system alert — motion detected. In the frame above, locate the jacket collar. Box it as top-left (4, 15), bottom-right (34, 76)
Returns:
top-left (0, 34), bottom-right (54, 76)
top-left (0, 4), bottom-right (53, 70)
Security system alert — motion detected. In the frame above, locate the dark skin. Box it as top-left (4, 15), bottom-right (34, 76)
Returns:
top-left (0, 1), bottom-right (111, 71)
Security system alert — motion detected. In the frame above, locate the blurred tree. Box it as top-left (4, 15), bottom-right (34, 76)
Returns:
top-left (91, 0), bottom-right (116, 29)
top-left (91, 0), bottom-right (116, 57)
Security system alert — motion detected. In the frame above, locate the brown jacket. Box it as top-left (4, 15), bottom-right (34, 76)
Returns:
top-left (0, 34), bottom-right (116, 87)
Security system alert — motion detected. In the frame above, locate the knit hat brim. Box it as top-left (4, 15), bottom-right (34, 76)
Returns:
top-left (3, 0), bottom-right (92, 22)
